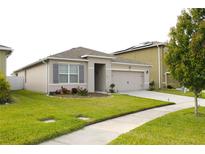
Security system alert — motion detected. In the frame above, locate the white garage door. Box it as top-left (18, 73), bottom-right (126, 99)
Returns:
top-left (112, 71), bottom-right (144, 92)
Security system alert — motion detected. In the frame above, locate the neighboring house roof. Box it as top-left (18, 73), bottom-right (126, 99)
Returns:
top-left (0, 45), bottom-right (13, 56)
top-left (113, 41), bottom-right (167, 55)
top-left (14, 47), bottom-right (151, 73)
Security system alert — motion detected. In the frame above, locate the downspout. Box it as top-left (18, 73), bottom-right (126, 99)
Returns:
top-left (157, 43), bottom-right (161, 89)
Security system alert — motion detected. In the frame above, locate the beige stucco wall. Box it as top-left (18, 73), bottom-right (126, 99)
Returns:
top-left (48, 58), bottom-right (150, 93)
top-left (161, 48), bottom-right (180, 88)
top-left (15, 58), bottom-right (150, 93)
top-left (167, 74), bottom-right (180, 88)
top-left (115, 46), bottom-right (166, 89)
top-left (48, 60), bottom-right (88, 92)
top-left (87, 58), bottom-right (112, 92)
top-left (17, 63), bottom-right (47, 92)
top-left (0, 51), bottom-right (7, 75)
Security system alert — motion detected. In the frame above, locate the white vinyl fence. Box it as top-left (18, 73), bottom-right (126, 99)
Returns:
top-left (7, 76), bottom-right (24, 90)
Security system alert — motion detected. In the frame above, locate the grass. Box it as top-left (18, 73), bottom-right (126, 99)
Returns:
top-left (110, 107), bottom-right (205, 145)
top-left (0, 90), bottom-right (173, 145)
top-left (155, 89), bottom-right (205, 99)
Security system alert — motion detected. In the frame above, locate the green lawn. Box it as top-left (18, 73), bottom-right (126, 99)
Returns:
top-left (155, 89), bottom-right (205, 99)
top-left (0, 90), bottom-right (173, 145)
top-left (110, 107), bottom-right (205, 145)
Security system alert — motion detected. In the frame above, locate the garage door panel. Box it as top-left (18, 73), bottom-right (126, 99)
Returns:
top-left (112, 71), bottom-right (144, 92)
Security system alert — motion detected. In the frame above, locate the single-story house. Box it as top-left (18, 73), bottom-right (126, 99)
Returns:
top-left (14, 47), bottom-right (151, 93)
top-left (113, 41), bottom-right (179, 89)
top-left (0, 45), bottom-right (12, 75)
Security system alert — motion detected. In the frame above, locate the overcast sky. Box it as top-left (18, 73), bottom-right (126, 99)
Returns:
top-left (0, 0), bottom-right (204, 75)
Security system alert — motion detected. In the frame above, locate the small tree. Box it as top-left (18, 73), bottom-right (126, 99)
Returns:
top-left (0, 73), bottom-right (12, 104)
top-left (165, 8), bottom-right (205, 116)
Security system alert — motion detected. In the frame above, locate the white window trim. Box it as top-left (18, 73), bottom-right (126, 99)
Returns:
top-left (58, 64), bottom-right (69, 83)
top-left (70, 64), bottom-right (79, 84)
top-left (112, 62), bottom-right (152, 67)
top-left (49, 83), bottom-right (87, 86)
top-left (58, 63), bottom-right (84, 84)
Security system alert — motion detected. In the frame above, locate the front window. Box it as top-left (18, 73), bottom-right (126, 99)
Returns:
top-left (70, 64), bottom-right (79, 83)
top-left (55, 64), bottom-right (84, 84)
top-left (58, 64), bottom-right (69, 83)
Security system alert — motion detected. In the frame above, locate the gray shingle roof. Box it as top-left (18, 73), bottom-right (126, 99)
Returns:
top-left (49, 47), bottom-right (150, 65)
top-left (49, 47), bottom-right (114, 59)
top-left (113, 41), bottom-right (166, 55)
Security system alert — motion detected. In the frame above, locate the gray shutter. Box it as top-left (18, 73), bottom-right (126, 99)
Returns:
top-left (79, 65), bottom-right (84, 83)
top-left (53, 64), bottom-right (59, 83)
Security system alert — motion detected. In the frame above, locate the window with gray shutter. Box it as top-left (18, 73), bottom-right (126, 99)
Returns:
top-left (53, 63), bottom-right (84, 84)
top-left (58, 64), bottom-right (69, 83)
top-left (79, 65), bottom-right (84, 83)
top-left (53, 64), bottom-right (59, 83)
top-left (70, 64), bottom-right (78, 83)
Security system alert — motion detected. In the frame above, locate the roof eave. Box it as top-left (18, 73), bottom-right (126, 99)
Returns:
top-left (112, 61), bottom-right (152, 67)
top-left (13, 57), bottom-right (89, 73)
top-left (13, 58), bottom-right (47, 73)
top-left (48, 57), bottom-right (89, 62)
top-left (113, 43), bottom-right (166, 55)
top-left (0, 47), bottom-right (13, 56)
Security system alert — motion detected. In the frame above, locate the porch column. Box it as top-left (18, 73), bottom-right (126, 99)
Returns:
top-left (87, 62), bottom-right (95, 92)
top-left (105, 63), bottom-right (112, 91)
top-left (144, 70), bottom-right (150, 89)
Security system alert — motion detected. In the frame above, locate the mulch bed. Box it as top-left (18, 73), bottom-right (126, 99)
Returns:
top-left (51, 93), bottom-right (110, 98)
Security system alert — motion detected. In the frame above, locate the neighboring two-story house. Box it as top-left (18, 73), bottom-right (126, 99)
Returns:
top-left (0, 45), bottom-right (12, 75)
top-left (113, 41), bottom-right (179, 89)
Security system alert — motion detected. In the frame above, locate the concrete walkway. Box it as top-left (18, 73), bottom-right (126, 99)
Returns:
top-left (41, 91), bottom-right (205, 145)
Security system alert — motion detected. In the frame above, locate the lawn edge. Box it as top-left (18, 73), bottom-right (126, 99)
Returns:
top-left (37, 102), bottom-right (175, 145)
top-left (153, 89), bottom-right (205, 99)
top-left (109, 107), bottom-right (205, 145)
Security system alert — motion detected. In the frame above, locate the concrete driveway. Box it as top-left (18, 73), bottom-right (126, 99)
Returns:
top-left (41, 90), bottom-right (205, 145)
top-left (121, 90), bottom-right (205, 104)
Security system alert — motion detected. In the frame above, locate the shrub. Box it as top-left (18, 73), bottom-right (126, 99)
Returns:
top-left (61, 86), bottom-right (70, 94)
top-left (0, 73), bottom-right (12, 104)
top-left (77, 87), bottom-right (88, 96)
top-left (55, 89), bottom-right (61, 95)
top-left (49, 91), bottom-right (56, 95)
top-left (149, 81), bottom-right (155, 91)
top-left (71, 88), bottom-right (78, 94)
top-left (167, 85), bottom-right (173, 89)
top-left (109, 83), bottom-right (115, 93)
top-left (55, 87), bottom-right (70, 95)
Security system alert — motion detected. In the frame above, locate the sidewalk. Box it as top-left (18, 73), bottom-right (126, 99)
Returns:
top-left (41, 91), bottom-right (205, 145)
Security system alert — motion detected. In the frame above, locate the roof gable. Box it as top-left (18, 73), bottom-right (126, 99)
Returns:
top-left (49, 47), bottom-right (114, 59)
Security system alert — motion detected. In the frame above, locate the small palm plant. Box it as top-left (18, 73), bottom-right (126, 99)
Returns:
top-left (109, 83), bottom-right (115, 93)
